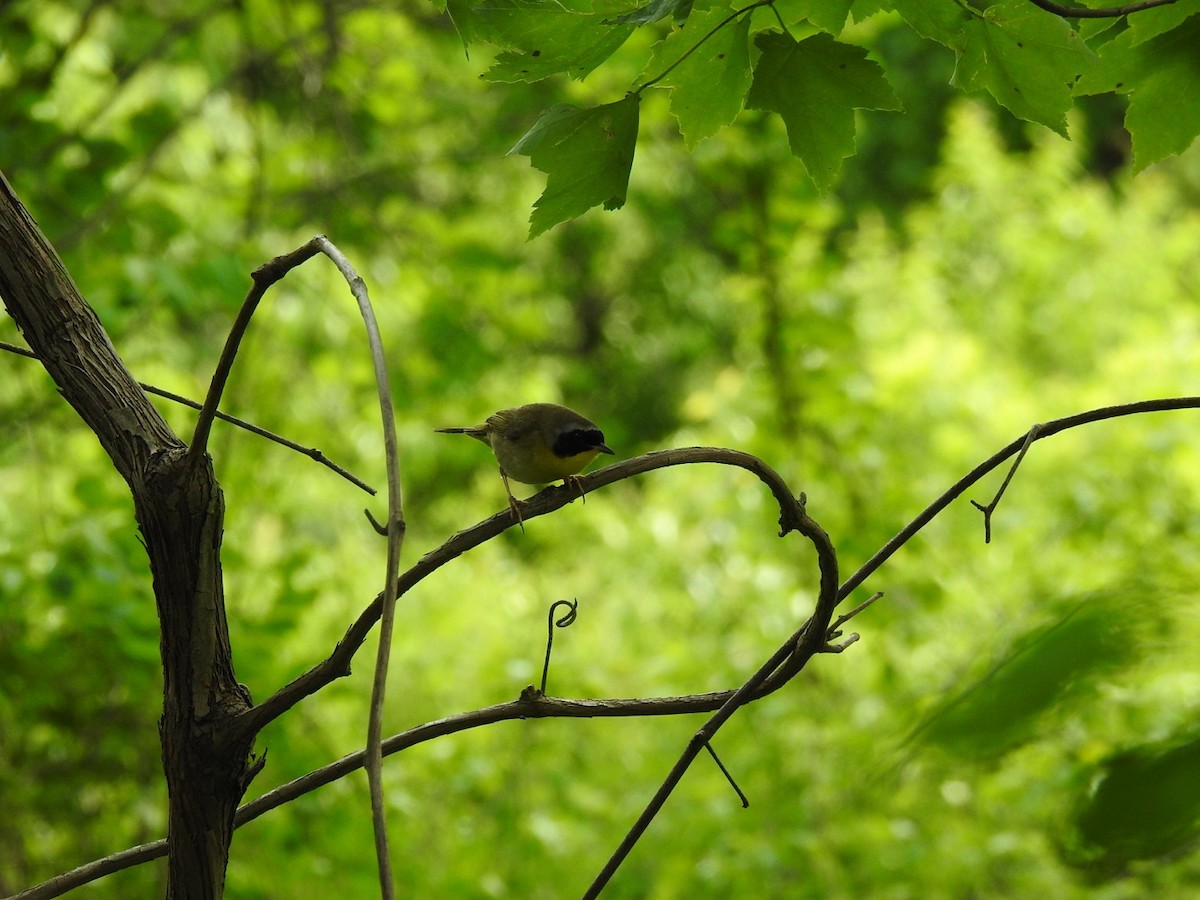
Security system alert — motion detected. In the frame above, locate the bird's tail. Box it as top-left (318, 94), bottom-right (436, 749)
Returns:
top-left (434, 425), bottom-right (490, 444)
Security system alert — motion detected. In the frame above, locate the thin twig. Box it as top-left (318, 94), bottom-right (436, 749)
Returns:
top-left (634, 1), bottom-right (771, 95)
top-left (819, 633), bottom-right (860, 653)
top-left (1025, 0), bottom-right (1178, 17)
top-left (0, 339), bottom-right (375, 494)
top-left (704, 741), bottom-right (749, 808)
top-left (364, 507), bottom-right (389, 535)
top-left (826, 591), bottom-right (883, 638)
top-left (970, 423), bottom-right (1042, 543)
top-left (189, 238), bottom-right (324, 460)
top-left (836, 398), bottom-right (1200, 606)
top-left (309, 236), bottom-right (407, 900)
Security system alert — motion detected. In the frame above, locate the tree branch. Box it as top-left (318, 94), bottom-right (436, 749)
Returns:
top-left (836, 397), bottom-right (1200, 605)
top-left (312, 236), bottom-right (407, 899)
top-left (584, 491), bottom-right (837, 897)
top-left (13, 399), bottom-right (1200, 898)
top-left (1, 168), bottom-right (256, 897)
top-left (0, 338), bottom-right (375, 494)
top-left (1026, 0), bottom-right (1178, 18)
top-left (233, 446), bottom-right (809, 739)
top-left (189, 238), bottom-right (323, 459)
top-left (11, 690), bottom-right (759, 900)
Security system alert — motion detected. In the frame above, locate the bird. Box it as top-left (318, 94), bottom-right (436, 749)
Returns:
top-left (435, 402), bottom-right (614, 526)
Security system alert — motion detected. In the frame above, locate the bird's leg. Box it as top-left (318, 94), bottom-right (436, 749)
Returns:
top-left (563, 474), bottom-right (587, 504)
top-left (499, 468), bottom-right (526, 532)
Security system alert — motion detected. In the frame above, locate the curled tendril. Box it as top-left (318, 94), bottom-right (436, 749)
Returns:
top-left (541, 598), bottom-right (579, 695)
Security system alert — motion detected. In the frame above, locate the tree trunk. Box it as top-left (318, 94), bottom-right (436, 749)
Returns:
top-left (0, 170), bottom-right (254, 898)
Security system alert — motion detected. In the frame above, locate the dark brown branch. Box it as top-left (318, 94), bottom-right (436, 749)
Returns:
top-left (17, 398), bottom-right (1200, 898)
top-left (12, 690), bottom-right (746, 900)
top-left (189, 238), bottom-right (323, 459)
top-left (233, 446), bottom-right (811, 740)
top-left (970, 423), bottom-right (1041, 543)
top-left (1026, 0), bottom-right (1178, 18)
top-left (0, 339), bottom-right (375, 494)
top-left (2, 168), bottom-right (254, 898)
top-left (584, 494), bottom-right (838, 897)
top-left (837, 397), bottom-right (1200, 604)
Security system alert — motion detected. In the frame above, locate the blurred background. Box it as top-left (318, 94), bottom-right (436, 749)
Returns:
top-left (2, 1), bottom-right (1200, 897)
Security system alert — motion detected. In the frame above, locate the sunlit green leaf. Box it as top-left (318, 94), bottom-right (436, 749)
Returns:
top-left (1075, 15), bottom-right (1200, 170)
top-left (605, 0), bottom-right (694, 26)
top-left (509, 94), bottom-right (641, 236)
top-left (476, 0), bottom-right (635, 82)
top-left (894, 0), bottom-right (1094, 136)
top-left (644, 3), bottom-right (752, 147)
top-left (774, 0), bottom-right (857, 34)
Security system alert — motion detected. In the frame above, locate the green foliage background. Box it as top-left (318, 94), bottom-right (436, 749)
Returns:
top-left (2, 0), bottom-right (1200, 897)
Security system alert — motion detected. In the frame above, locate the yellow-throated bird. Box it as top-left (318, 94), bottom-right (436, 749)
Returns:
top-left (435, 402), bottom-right (614, 525)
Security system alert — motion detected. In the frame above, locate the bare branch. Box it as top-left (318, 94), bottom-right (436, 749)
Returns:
top-left (970, 423), bottom-right (1042, 543)
top-left (12, 690), bottom-right (750, 900)
top-left (1, 339), bottom-right (375, 494)
top-left (1026, 0), bottom-right (1179, 18)
top-left (189, 238), bottom-right (324, 459)
top-left (819, 633), bottom-right (861, 653)
top-left (584, 491), bottom-right (838, 897)
top-left (20, 399), bottom-right (1200, 898)
top-left (837, 397), bottom-right (1200, 605)
top-left (311, 235), bottom-right (407, 899)
top-left (234, 446), bottom-right (812, 739)
top-left (827, 591), bottom-right (883, 637)
top-left (190, 234), bottom-right (409, 894)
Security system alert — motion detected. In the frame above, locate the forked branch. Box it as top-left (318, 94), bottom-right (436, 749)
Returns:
top-left (16, 398), bottom-right (1200, 900)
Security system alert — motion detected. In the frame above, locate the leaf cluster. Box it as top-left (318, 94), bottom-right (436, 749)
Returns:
top-left (448, 0), bottom-right (1200, 234)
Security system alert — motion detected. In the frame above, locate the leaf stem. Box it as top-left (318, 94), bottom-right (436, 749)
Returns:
top-left (635, 0), bottom-right (773, 95)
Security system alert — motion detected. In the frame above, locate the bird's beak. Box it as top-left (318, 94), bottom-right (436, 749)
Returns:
top-left (596, 442), bottom-right (615, 455)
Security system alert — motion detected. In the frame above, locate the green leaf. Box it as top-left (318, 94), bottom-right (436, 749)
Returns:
top-left (849, 0), bottom-right (890, 23)
top-left (895, 0), bottom-right (1094, 136)
top-left (645, 4), bottom-right (752, 147)
top-left (745, 30), bottom-right (901, 193)
top-left (510, 94), bottom-right (641, 237)
top-left (1126, 0), bottom-right (1200, 44)
top-left (1065, 733), bottom-right (1200, 874)
top-left (952, 1), bottom-right (1095, 136)
top-left (606, 0), bottom-right (694, 26)
top-left (446, 0), bottom-right (480, 52)
top-left (1075, 15), bottom-right (1200, 170)
top-left (892, 0), bottom-right (973, 45)
top-left (913, 595), bottom-right (1145, 757)
top-left (774, 0), bottom-right (857, 34)
top-left (477, 0), bottom-right (635, 83)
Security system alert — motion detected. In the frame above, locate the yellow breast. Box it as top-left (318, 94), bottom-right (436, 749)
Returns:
top-left (494, 439), bottom-right (600, 485)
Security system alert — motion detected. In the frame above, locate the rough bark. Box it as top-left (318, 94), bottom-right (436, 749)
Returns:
top-left (0, 170), bottom-right (253, 898)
